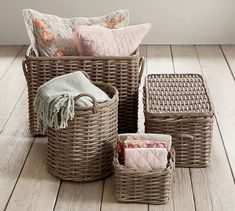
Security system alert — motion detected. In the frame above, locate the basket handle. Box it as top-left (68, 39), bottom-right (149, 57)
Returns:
top-left (153, 118), bottom-right (187, 123)
top-left (80, 71), bottom-right (90, 80)
top-left (138, 57), bottom-right (145, 84)
top-left (22, 59), bottom-right (28, 82)
top-left (167, 148), bottom-right (176, 171)
top-left (74, 93), bottom-right (98, 113)
top-left (175, 134), bottom-right (194, 140)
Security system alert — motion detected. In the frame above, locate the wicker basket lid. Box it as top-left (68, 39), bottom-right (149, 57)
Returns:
top-left (144, 74), bottom-right (214, 117)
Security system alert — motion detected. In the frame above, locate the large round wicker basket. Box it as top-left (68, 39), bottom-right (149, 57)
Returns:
top-left (47, 82), bottom-right (118, 182)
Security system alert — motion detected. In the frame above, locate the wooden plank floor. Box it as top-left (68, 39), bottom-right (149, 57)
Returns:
top-left (0, 45), bottom-right (235, 211)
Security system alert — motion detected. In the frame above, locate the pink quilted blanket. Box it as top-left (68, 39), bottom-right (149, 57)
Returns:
top-left (124, 148), bottom-right (168, 170)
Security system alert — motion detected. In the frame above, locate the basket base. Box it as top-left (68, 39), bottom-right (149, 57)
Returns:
top-left (47, 166), bottom-right (113, 182)
top-left (175, 161), bottom-right (210, 168)
top-left (116, 196), bottom-right (170, 205)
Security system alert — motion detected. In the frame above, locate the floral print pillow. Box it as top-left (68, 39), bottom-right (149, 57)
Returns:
top-left (23, 9), bottom-right (129, 57)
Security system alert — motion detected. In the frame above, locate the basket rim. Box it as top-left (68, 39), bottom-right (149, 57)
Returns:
top-left (25, 45), bottom-right (139, 60)
top-left (144, 73), bottom-right (215, 117)
top-left (74, 82), bottom-right (118, 111)
top-left (113, 146), bottom-right (175, 175)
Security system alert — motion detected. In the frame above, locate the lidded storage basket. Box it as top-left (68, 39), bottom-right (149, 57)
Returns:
top-left (47, 82), bottom-right (118, 182)
top-left (144, 74), bottom-right (214, 168)
top-left (23, 46), bottom-right (144, 135)
top-left (113, 134), bottom-right (175, 204)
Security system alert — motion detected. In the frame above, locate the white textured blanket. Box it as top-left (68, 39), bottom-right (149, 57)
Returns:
top-left (34, 71), bottom-right (110, 133)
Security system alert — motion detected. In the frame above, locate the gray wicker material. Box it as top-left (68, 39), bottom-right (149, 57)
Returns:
top-left (144, 74), bottom-right (214, 168)
top-left (113, 146), bottom-right (175, 204)
top-left (22, 46), bottom-right (144, 135)
top-left (47, 82), bottom-right (118, 182)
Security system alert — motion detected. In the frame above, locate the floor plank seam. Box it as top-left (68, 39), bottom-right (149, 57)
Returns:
top-left (194, 45), bottom-right (235, 183)
top-left (189, 169), bottom-right (197, 211)
top-left (52, 180), bottom-right (62, 211)
top-left (219, 45), bottom-right (235, 82)
top-left (99, 179), bottom-right (105, 211)
top-left (4, 137), bottom-right (36, 211)
top-left (214, 116), bottom-right (235, 182)
top-left (172, 188), bottom-right (176, 211)
top-left (193, 45), bottom-right (214, 95)
top-left (0, 46), bottom-right (24, 80)
top-left (170, 45), bottom-right (176, 74)
top-left (0, 86), bottom-right (27, 134)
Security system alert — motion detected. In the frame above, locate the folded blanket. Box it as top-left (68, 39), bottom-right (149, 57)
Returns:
top-left (119, 140), bottom-right (168, 162)
top-left (118, 134), bottom-right (172, 162)
top-left (124, 140), bottom-right (168, 149)
top-left (34, 71), bottom-right (110, 133)
top-left (124, 148), bottom-right (168, 170)
top-left (119, 133), bottom-right (172, 150)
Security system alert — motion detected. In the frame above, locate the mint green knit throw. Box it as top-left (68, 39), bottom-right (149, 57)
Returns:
top-left (34, 71), bottom-right (110, 133)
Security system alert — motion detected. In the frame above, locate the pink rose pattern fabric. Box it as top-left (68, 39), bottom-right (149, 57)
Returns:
top-left (118, 140), bottom-right (168, 162)
top-left (118, 133), bottom-right (172, 160)
top-left (73, 23), bottom-right (151, 56)
top-left (124, 140), bottom-right (168, 148)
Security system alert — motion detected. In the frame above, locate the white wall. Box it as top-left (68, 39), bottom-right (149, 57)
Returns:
top-left (1, 0), bottom-right (235, 44)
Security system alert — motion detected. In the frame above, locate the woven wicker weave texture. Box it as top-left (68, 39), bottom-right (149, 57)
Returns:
top-left (144, 74), bottom-right (214, 168)
top-left (113, 147), bottom-right (175, 204)
top-left (47, 83), bottom-right (118, 182)
top-left (23, 46), bottom-right (144, 135)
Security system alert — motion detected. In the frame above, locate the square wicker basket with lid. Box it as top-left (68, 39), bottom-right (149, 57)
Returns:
top-left (144, 74), bottom-right (214, 168)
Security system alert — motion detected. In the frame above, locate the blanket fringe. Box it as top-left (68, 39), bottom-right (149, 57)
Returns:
top-left (34, 93), bottom-right (76, 134)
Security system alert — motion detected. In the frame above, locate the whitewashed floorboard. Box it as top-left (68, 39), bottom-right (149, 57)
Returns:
top-left (172, 45), bottom-right (235, 211)
top-left (196, 45), bottom-right (235, 179)
top-left (221, 45), bottom-right (235, 78)
top-left (55, 180), bottom-right (103, 211)
top-left (0, 45), bottom-right (22, 79)
top-left (0, 91), bottom-right (33, 211)
top-left (1, 45), bottom-right (235, 211)
top-left (6, 137), bottom-right (60, 211)
top-left (0, 46), bottom-right (27, 131)
top-left (147, 45), bottom-right (195, 211)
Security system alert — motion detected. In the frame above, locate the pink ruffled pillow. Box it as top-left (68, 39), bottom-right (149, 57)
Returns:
top-left (73, 23), bottom-right (151, 56)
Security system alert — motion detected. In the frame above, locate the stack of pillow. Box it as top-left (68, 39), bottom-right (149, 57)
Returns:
top-left (23, 9), bottom-right (151, 57)
top-left (118, 134), bottom-right (172, 171)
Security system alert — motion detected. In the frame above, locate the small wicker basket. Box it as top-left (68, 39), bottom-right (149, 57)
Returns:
top-left (144, 74), bottom-right (214, 168)
top-left (23, 46), bottom-right (144, 135)
top-left (113, 134), bottom-right (175, 205)
top-left (47, 82), bottom-right (118, 182)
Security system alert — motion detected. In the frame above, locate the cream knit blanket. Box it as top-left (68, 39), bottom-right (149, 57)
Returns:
top-left (34, 71), bottom-right (110, 133)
